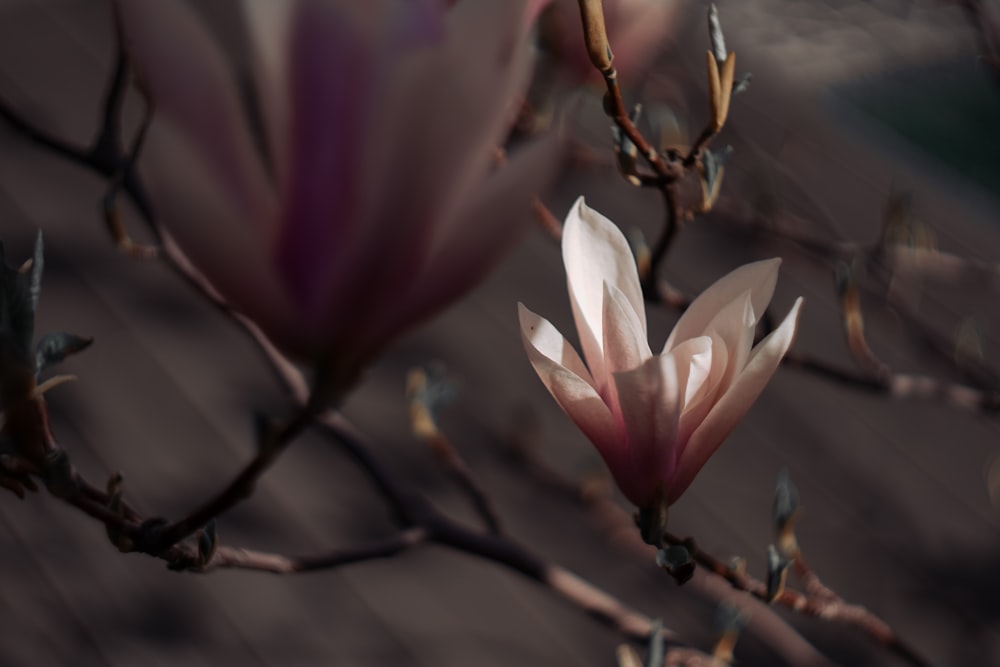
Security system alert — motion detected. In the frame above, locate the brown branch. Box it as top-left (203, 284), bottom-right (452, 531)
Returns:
top-left (600, 68), bottom-right (679, 183)
top-left (407, 367), bottom-right (504, 534)
top-left (533, 198), bottom-right (564, 241)
top-left (315, 414), bottom-right (666, 643)
top-left (575, 2), bottom-right (739, 291)
top-left (12, 378), bottom-right (673, 646)
top-left (137, 403), bottom-right (319, 553)
top-left (642, 186), bottom-right (684, 298)
top-left (664, 648), bottom-right (727, 667)
top-left (203, 528), bottom-right (428, 574)
top-left (0, 40), bottom-right (156, 225)
top-left (503, 427), bottom-right (934, 667)
top-left (0, 3), bottom-right (974, 660)
top-left (659, 532), bottom-right (933, 667)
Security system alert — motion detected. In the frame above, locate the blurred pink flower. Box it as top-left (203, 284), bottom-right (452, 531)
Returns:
top-left (519, 198), bottom-right (802, 508)
top-left (540, 0), bottom-right (684, 82)
top-left (117, 0), bottom-right (558, 386)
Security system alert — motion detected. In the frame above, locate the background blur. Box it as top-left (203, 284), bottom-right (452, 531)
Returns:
top-left (0, 0), bottom-right (998, 665)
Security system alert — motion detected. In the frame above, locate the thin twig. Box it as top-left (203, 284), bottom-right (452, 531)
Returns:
top-left (408, 367), bottom-right (504, 534)
top-left (204, 528), bottom-right (428, 574)
top-left (0, 55), bottom-right (156, 224)
top-left (643, 186), bottom-right (683, 297)
top-left (495, 147), bottom-right (563, 241)
top-left (139, 403), bottom-right (319, 552)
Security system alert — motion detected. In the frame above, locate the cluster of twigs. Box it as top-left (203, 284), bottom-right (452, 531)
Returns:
top-left (0, 1), bottom-right (994, 666)
top-left (573, 2), bottom-right (1000, 418)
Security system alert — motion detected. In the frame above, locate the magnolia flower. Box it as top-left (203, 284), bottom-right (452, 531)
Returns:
top-left (519, 198), bottom-right (802, 509)
top-left (117, 0), bottom-right (557, 390)
top-left (539, 0), bottom-right (684, 82)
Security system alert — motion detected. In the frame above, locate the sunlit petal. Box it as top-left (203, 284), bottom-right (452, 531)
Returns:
top-left (664, 258), bottom-right (779, 353)
top-left (519, 305), bottom-right (627, 477)
top-left (563, 197), bottom-right (646, 384)
top-left (602, 282), bottom-right (652, 377)
top-left (668, 297), bottom-right (803, 503)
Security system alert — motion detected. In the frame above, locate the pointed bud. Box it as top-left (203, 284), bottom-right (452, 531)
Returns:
top-left (713, 603), bottom-right (748, 663)
top-left (766, 544), bottom-right (791, 602)
top-left (708, 4), bottom-right (727, 63)
top-left (774, 469), bottom-right (800, 526)
top-left (35, 332), bottom-right (93, 376)
top-left (646, 619), bottom-right (665, 667)
top-left (198, 520), bottom-right (217, 566)
top-left (699, 145), bottom-right (734, 212)
top-left (656, 544), bottom-right (694, 584)
top-left (611, 105), bottom-right (642, 186)
top-left (27, 230), bottom-right (43, 316)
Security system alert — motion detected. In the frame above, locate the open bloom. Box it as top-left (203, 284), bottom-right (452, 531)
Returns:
top-left (519, 198), bottom-right (802, 509)
top-left (118, 0), bottom-right (557, 386)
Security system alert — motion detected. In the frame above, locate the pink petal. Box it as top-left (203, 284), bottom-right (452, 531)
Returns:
top-left (563, 197), bottom-right (646, 387)
top-left (363, 135), bottom-right (560, 355)
top-left (663, 258), bottom-right (780, 353)
top-left (141, 122), bottom-right (312, 357)
top-left (320, 0), bottom-right (532, 342)
top-left (117, 0), bottom-right (272, 230)
top-left (519, 304), bottom-right (626, 476)
top-left (385, 0), bottom-right (446, 48)
top-left (667, 297), bottom-right (803, 504)
top-left (368, 0), bottom-right (531, 259)
top-left (611, 353), bottom-right (683, 507)
top-left (601, 281), bottom-right (652, 378)
top-left (522, 0), bottom-right (553, 32)
top-left (276, 0), bottom-right (373, 317)
top-left (676, 336), bottom-right (715, 409)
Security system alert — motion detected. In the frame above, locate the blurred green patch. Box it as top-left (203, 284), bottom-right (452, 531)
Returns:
top-left (849, 64), bottom-right (1000, 198)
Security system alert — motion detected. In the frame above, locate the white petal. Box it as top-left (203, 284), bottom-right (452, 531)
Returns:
top-left (563, 197), bottom-right (646, 384)
top-left (702, 290), bottom-right (755, 393)
top-left (671, 335), bottom-right (715, 411)
top-left (658, 335), bottom-right (714, 468)
top-left (667, 297), bottom-right (803, 503)
top-left (676, 333), bottom-right (727, 446)
top-left (519, 302), bottom-right (595, 385)
top-left (519, 304), bottom-right (626, 476)
top-left (611, 353), bottom-right (684, 507)
top-left (602, 282), bottom-right (652, 378)
top-left (664, 258), bottom-right (780, 352)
